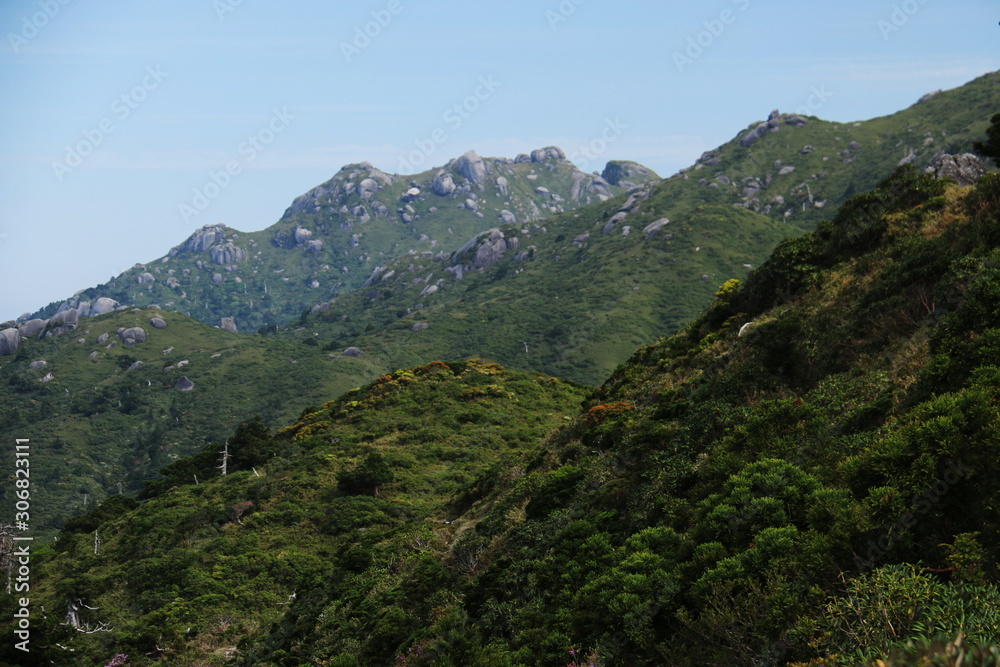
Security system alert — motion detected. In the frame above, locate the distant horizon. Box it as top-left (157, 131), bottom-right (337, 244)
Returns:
top-left (2, 0), bottom-right (998, 319)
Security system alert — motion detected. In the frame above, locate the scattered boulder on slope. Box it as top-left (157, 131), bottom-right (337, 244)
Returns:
top-left (210, 242), bottom-right (246, 265)
top-left (119, 327), bottom-right (147, 346)
top-left (170, 224), bottom-right (228, 255)
top-left (432, 171), bottom-right (457, 196)
top-left (449, 150), bottom-right (488, 183)
top-left (18, 319), bottom-right (47, 338)
top-left (175, 376), bottom-right (195, 391)
top-left (0, 329), bottom-right (20, 355)
top-left (220, 317), bottom-right (238, 333)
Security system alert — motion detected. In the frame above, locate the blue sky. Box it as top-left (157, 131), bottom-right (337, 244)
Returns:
top-left (1, 0), bottom-right (998, 320)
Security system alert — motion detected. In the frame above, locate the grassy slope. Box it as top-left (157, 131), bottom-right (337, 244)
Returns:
top-left (288, 201), bottom-right (789, 386)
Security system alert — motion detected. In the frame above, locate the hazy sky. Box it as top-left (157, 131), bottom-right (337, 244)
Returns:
top-left (1, 0), bottom-right (998, 320)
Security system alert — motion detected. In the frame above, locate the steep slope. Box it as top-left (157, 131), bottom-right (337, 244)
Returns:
top-left (1, 361), bottom-right (588, 666)
top-left (268, 69), bottom-right (1000, 386)
top-left (9, 167), bottom-right (1000, 666)
top-left (0, 308), bottom-right (384, 537)
top-left (252, 167), bottom-right (1000, 666)
top-left (26, 148), bottom-right (650, 333)
top-left (284, 186), bottom-right (790, 385)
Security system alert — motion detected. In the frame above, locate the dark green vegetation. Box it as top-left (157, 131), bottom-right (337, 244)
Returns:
top-left (975, 112), bottom-right (1000, 166)
top-left (0, 309), bottom-right (383, 537)
top-left (1, 361), bottom-right (588, 666)
top-left (6, 74), bottom-right (997, 540)
top-left (7, 166), bottom-right (1000, 665)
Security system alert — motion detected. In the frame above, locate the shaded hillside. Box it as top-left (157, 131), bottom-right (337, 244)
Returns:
top-left (9, 167), bottom-right (1000, 666)
top-left (0, 308), bottom-right (383, 537)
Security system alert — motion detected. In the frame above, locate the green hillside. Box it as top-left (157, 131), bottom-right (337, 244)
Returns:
top-left (283, 200), bottom-right (789, 385)
top-left (25, 72), bottom-right (1000, 341)
top-left (268, 69), bottom-right (1000, 387)
top-left (0, 361), bottom-right (588, 666)
top-left (8, 166), bottom-right (1000, 666)
top-left (29, 148), bottom-right (649, 333)
top-left (0, 308), bottom-right (384, 537)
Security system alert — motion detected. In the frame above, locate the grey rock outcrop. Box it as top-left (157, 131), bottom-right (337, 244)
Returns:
top-left (120, 327), bottom-right (147, 346)
top-left (927, 153), bottom-right (986, 186)
top-left (170, 223), bottom-right (228, 255)
top-left (28, 360), bottom-right (47, 369)
top-left (18, 319), bottom-right (47, 338)
top-left (642, 218), bottom-right (671, 239)
top-left (357, 178), bottom-right (379, 200)
top-left (500, 210), bottom-right (516, 225)
top-left (530, 146), bottom-right (566, 162)
top-left (0, 329), bottom-right (20, 355)
top-left (50, 309), bottom-right (78, 329)
top-left (220, 317), bottom-right (238, 333)
top-left (175, 376), bottom-right (195, 392)
top-left (341, 346), bottom-right (362, 358)
top-left (410, 322), bottom-right (429, 331)
top-left (210, 242), bottom-right (246, 265)
top-left (601, 161), bottom-right (659, 188)
top-left (294, 227), bottom-right (313, 245)
top-left (739, 123), bottom-right (770, 147)
top-left (449, 150), bottom-right (488, 183)
top-left (150, 317), bottom-right (168, 329)
top-left (128, 360), bottom-right (145, 371)
top-left (432, 171), bottom-right (457, 196)
top-left (785, 114), bottom-right (807, 127)
top-left (138, 273), bottom-right (155, 284)
top-left (496, 176), bottom-right (508, 196)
